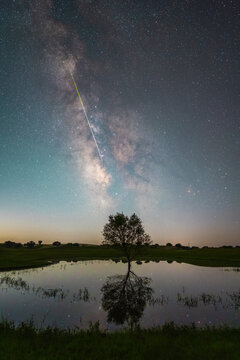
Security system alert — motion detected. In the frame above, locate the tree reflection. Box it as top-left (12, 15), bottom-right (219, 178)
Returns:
top-left (101, 263), bottom-right (153, 329)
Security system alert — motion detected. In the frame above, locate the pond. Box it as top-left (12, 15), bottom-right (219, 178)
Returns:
top-left (0, 260), bottom-right (239, 330)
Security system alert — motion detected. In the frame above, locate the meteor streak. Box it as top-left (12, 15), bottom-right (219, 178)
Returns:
top-left (70, 72), bottom-right (103, 161)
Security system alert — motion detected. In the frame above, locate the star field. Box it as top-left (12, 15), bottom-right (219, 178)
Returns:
top-left (0, 0), bottom-right (239, 245)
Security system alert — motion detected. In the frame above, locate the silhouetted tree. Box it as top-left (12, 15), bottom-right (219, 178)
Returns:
top-left (166, 242), bottom-right (172, 247)
top-left (175, 243), bottom-right (182, 248)
top-left (102, 213), bottom-right (151, 262)
top-left (4, 241), bottom-right (22, 248)
top-left (25, 241), bottom-right (35, 248)
top-left (52, 241), bottom-right (61, 247)
top-left (38, 240), bottom-right (42, 246)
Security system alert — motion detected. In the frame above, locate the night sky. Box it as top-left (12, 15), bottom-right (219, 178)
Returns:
top-left (0, 0), bottom-right (239, 245)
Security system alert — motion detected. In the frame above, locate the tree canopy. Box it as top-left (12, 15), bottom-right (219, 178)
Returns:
top-left (102, 213), bottom-right (151, 260)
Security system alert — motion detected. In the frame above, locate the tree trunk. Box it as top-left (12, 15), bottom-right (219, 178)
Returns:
top-left (127, 259), bottom-right (131, 272)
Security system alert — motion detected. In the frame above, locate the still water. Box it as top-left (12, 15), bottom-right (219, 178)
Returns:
top-left (0, 260), bottom-right (239, 330)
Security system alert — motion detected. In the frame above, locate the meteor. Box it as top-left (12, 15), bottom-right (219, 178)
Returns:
top-left (70, 72), bottom-right (103, 162)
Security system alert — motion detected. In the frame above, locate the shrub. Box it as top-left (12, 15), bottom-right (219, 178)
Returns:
top-left (52, 241), bottom-right (61, 247)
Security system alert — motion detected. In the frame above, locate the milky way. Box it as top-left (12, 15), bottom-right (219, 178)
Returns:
top-left (0, 0), bottom-right (239, 245)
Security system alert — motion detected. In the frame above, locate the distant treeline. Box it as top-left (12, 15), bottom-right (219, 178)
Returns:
top-left (0, 241), bottom-right (85, 248)
top-left (0, 240), bottom-right (239, 249)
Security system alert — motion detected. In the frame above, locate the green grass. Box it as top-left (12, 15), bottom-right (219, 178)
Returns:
top-left (0, 245), bottom-right (240, 270)
top-left (0, 321), bottom-right (239, 360)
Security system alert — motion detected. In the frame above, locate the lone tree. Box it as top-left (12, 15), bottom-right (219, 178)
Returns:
top-left (102, 213), bottom-right (151, 262)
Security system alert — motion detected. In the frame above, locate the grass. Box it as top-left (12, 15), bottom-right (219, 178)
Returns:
top-left (0, 245), bottom-right (240, 271)
top-left (0, 321), bottom-right (239, 360)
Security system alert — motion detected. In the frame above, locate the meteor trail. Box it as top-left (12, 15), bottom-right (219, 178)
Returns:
top-left (70, 72), bottom-right (103, 162)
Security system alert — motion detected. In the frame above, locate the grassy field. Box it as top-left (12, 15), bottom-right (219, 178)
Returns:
top-left (0, 245), bottom-right (240, 270)
top-left (0, 321), bottom-right (239, 360)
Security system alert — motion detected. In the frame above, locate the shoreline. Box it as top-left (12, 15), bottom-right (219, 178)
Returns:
top-left (0, 245), bottom-right (240, 271)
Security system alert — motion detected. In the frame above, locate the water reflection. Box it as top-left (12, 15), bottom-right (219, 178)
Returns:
top-left (0, 261), bottom-right (239, 329)
top-left (101, 262), bottom-right (153, 328)
top-left (0, 274), bottom-right (94, 302)
top-left (224, 268), bottom-right (240, 272)
top-left (176, 288), bottom-right (240, 310)
top-left (228, 291), bottom-right (240, 309)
